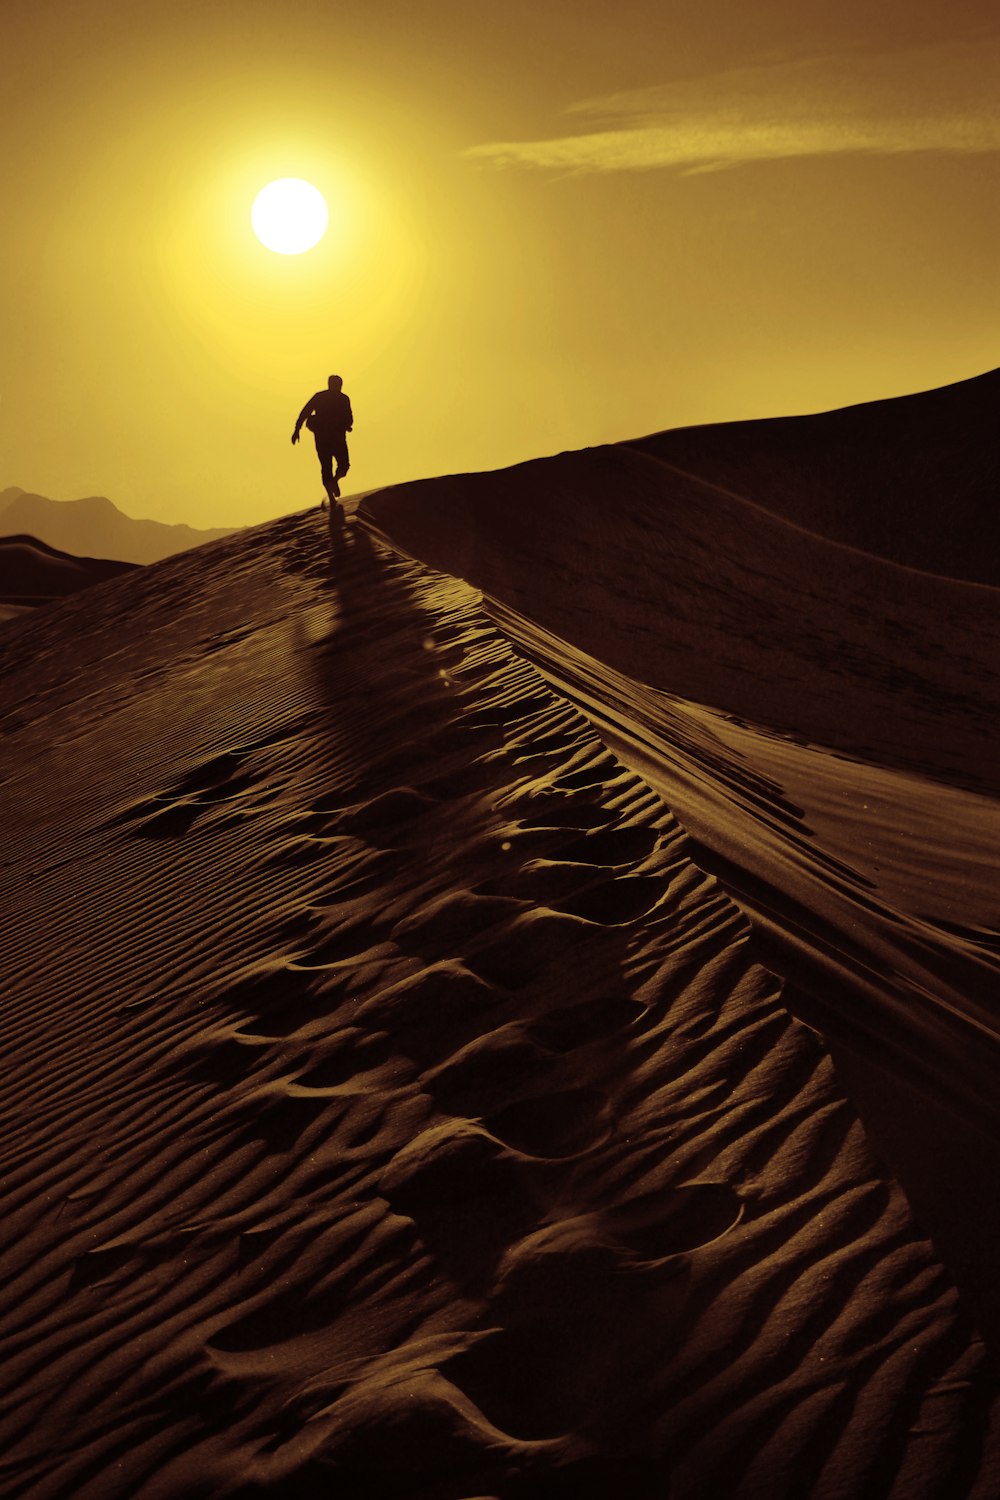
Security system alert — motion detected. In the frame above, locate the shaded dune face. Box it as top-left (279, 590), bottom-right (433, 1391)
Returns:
top-left (3, 513), bottom-right (1000, 1496)
top-left (634, 366), bottom-right (1000, 586)
top-left (473, 598), bottom-right (1000, 1118)
top-left (471, 598), bottom-right (1000, 1345)
top-left (0, 533), bottom-right (137, 608)
top-left (361, 379), bottom-right (1000, 796)
top-left (361, 370), bottom-right (1000, 1351)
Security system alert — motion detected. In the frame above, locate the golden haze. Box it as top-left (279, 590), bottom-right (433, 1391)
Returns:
top-left (3, 0), bottom-right (1000, 526)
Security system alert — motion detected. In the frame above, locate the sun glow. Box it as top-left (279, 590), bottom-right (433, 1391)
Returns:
top-left (251, 178), bottom-right (328, 255)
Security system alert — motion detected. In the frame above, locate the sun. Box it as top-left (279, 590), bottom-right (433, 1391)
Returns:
top-left (252, 179), bottom-right (328, 255)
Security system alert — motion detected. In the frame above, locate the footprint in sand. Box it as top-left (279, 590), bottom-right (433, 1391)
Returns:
top-left (485, 1087), bottom-right (611, 1159)
top-left (213, 962), bottom-right (320, 1034)
top-left (334, 786), bottom-right (440, 840)
top-left (354, 962), bottom-right (508, 1068)
top-left (110, 749), bottom-right (262, 838)
top-left (530, 994), bottom-right (648, 1051)
top-left (377, 1122), bottom-right (541, 1289)
top-left (434, 1185), bottom-right (744, 1451)
top-left (485, 1185), bottom-right (744, 1324)
top-left (466, 909), bottom-right (608, 990)
top-left (507, 794), bottom-right (616, 832)
top-left (554, 824), bottom-right (660, 866)
top-left (555, 873), bottom-right (666, 926)
top-left (603, 1183), bottom-right (744, 1259)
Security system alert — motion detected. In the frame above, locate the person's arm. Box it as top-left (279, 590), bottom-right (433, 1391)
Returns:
top-left (345, 398), bottom-right (353, 432)
top-left (291, 395), bottom-right (316, 444)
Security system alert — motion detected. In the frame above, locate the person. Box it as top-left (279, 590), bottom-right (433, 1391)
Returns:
top-left (291, 375), bottom-right (353, 504)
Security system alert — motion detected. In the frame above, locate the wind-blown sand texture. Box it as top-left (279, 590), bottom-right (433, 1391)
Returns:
top-left (363, 370), bottom-right (1000, 1352)
top-left (3, 375), bottom-right (1000, 1497)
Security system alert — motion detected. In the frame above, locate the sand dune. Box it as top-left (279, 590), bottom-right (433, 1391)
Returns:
top-left (2, 487), bottom-right (1000, 1496)
top-left (361, 369), bottom-right (1000, 1357)
top-left (463, 598), bottom-right (1000, 1336)
top-left (362, 440), bottom-right (1000, 796)
top-left (0, 488), bottom-right (235, 565)
top-left (0, 601), bottom-right (36, 626)
top-left (0, 534), bottom-right (137, 619)
top-left (633, 366), bottom-right (1000, 586)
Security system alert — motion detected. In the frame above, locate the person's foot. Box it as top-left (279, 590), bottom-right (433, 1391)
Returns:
top-left (330, 477), bottom-right (341, 499)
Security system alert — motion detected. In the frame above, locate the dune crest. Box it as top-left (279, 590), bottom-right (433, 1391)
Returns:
top-left (362, 434), bottom-right (1000, 796)
top-left (362, 370), bottom-right (1000, 1349)
top-left (634, 365), bottom-right (1000, 585)
top-left (3, 508), bottom-right (999, 1495)
top-left (0, 533), bottom-right (138, 623)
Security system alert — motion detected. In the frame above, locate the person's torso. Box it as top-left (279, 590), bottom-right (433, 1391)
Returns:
top-left (310, 390), bottom-right (351, 433)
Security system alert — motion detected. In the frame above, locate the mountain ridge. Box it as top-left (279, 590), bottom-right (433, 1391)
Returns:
top-left (0, 487), bottom-right (236, 564)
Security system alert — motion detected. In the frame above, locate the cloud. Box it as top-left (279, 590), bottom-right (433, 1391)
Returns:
top-left (466, 39), bottom-right (1000, 173)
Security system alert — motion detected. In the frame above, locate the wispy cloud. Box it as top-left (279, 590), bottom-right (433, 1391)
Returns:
top-left (466, 39), bottom-right (1000, 173)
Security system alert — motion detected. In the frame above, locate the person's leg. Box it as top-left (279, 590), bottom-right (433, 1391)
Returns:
top-left (315, 439), bottom-right (337, 499)
top-left (333, 434), bottom-right (350, 481)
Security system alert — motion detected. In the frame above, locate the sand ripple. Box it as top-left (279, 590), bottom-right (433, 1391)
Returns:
top-left (0, 513), bottom-right (998, 1496)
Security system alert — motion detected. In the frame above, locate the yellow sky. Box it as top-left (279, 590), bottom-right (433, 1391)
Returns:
top-left (3, 0), bottom-right (999, 527)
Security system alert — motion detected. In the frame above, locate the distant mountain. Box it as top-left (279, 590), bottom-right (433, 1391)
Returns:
top-left (0, 489), bottom-right (236, 565)
top-left (630, 367), bottom-right (1000, 586)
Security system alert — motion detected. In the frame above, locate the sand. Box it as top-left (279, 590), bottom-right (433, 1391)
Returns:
top-left (631, 367), bottom-right (1000, 587)
top-left (2, 375), bottom-right (1000, 1497)
top-left (0, 535), bottom-right (138, 620)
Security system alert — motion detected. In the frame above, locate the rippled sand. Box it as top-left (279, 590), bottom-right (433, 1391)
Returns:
top-left (3, 371), bottom-right (1000, 1495)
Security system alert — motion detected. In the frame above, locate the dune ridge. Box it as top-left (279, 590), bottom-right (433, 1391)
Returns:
top-left (3, 509), bottom-right (999, 1495)
top-left (0, 534), bottom-right (138, 621)
top-left (361, 440), bottom-right (1000, 796)
top-left (362, 372), bottom-right (1000, 1360)
top-left (469, 594), bottom-right (1000, 1113)
top-left (632, 365), bottom-right (1000, 586)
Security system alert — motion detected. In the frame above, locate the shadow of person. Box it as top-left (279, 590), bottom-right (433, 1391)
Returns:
top-left (302, 518), bottom-right (472, 775)
top-left (327, 502), bottom-right (348, 567)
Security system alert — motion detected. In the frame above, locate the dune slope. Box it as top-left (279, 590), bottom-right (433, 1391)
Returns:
top-left (633, 366), bottom-right (1000, 585)
top-left (2, 511), bottom-right (998, 1497)
top-left (362, 376), bottom-right (1000, 1353)
top-left (0, 533), bottom-right (137, 609)
top-left (362, 439), bottom-right (1000, 796)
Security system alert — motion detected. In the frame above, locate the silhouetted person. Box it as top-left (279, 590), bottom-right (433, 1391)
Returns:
top-left (292, 375), bottom-right (353, 504)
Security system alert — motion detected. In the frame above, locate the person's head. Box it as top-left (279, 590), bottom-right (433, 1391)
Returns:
top-left (328, 374), bottom-right (343, 392)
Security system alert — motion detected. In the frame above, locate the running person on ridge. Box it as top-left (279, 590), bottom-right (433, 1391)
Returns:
top-left (291, 374), bottom-right (353, 508)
